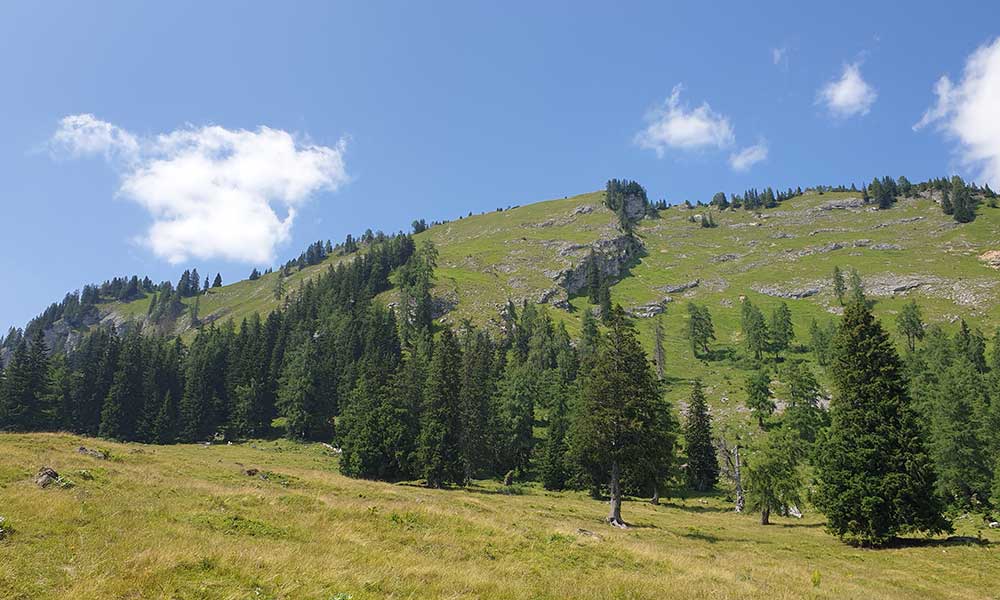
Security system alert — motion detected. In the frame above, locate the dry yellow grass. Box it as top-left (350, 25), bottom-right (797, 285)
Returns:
top-left (0, 432), bottom-right (997, 599)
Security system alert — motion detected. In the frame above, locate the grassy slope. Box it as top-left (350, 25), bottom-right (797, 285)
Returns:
top-left (1, 432), bottom-right (997, 600)
top-left (100, 188), bottom-right (1000, 424)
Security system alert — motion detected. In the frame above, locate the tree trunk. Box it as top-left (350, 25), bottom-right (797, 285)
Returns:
top-left (761, 506), bottom-right (770, 525)
top-left (733, 445), bottom-right (745, 513)
top-left (650, 484), bottom-right (660, 506)
top-left (607, 461), bottom-right (626, 528)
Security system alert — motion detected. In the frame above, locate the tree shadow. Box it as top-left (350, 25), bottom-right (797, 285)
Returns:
top-left (655, 500), bottom-right (730, 514)
top-left (888, 535), bottom-right (991, 549)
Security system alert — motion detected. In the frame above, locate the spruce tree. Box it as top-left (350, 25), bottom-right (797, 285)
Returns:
top-left (768, 302), bottom-right (794, 358)
top-left (782, 361), bottom-right (826, 443)
top-left (567, 307), bottom-right (675, 527)
top-left (815, 299), bottom-right (950, 546)
top-left (540, 382), bottom-right (571, 491)
top-left (744, 370), bottom-right (774, 429)
top-left (418, 329), bottom-right (464, 487)
top-left (496, 360), bottom-right (537, 477)
top-left (832, 266), bottom-right (846, 305)
top-left (741, 300), bottom-right (769, 361)
top-left (929, 356), bottom-right (992, 507)
top-left (684, 379), bottom-right (719, 492)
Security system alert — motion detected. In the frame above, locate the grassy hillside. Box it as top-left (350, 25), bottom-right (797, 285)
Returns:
top-left (1, 432), bottom-right (997, 600)
top-left (94, 188), bottom-right (1000, 425)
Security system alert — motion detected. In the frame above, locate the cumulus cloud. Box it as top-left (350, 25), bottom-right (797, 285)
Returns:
top-left (50, 115), bottom-right (348, 264)
top-left (913, 37), bottom-right (1000, 188)
top-left (817, 62), bottom-right (877, 118)
top-left (729, 141), bottom-right (769, 172)
top-left (634, 85), bottom-right (735, 156)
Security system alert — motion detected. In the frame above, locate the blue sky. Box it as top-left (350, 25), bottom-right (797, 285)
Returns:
top-left (2, 1), bottom-right (999, 331)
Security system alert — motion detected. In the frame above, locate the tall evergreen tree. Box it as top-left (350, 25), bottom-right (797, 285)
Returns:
top-left (567, 307), bottom-right (675, 527)
top-left (815, 299), bottom-right (949, 546)
top-left (768, 302), bottom-right (794, 358)
top-left (832, 266), bottom-right (846, 305)
top-left (684, 379), bottom-right (719, 492)
top-left (744, 370), bottom-right (774, 429)
top-left (418, 329), bottom-right (464, 487)
top-left (653, 316), bottom-right (666, 380)
top-left (741, 300), bottom-right (769, 361)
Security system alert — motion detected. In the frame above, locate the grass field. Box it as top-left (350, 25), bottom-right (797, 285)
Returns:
top-left (1, 432), bottom-right (998, 600)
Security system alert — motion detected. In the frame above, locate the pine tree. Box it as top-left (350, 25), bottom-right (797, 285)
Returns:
top-left (744, 370), bottom-right (774, 429)
top-left (782, 361), bottom-right (826, 443)
top-left (586, 254), bottom-right (601, 304)
top-left (276, 338), bottom-right (332, 440)
top-left (832, 266), bottom-right (846, 305)
top-left (768, 303), bottom-right (794, 358)
top-left (540, 381), bottom-right (571, 491)
top-left (684, 379), bottom-right (719, 492)
top-left (567, 307), bottom-right (675, 527)
top-left (653, 316), bottom-right (666, 380)
top-left (686, 303), bottom-right (715, 358)
top-left (814, 299), bottom-right (950, 546)
top-left (896, 300), bottom-right (925, 352)
top-left (100, 332), bottom-right (144, 440)
top-left (929, 355), bottom-right (992, 507)
top-left (741, 300), bottom-right (769, 361)
top-left (457, 329), bottom-right (497, 482)
top-left (744, 428), bottom-right (803, 525)
top-left (418, 329), bottom-right (464, 487)
top-left (212, 273), bottom-right (223, 288)
top-left (496, 360), bottom-right (537, 477)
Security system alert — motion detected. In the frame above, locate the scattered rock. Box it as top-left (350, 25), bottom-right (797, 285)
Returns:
top-left (794, 242), bottom-right (843, 258)
top-left (658, 280), bottom-right (700, 294)
top-left (77, 446), bottom-right (108, 460)
top-left (873, 216), bottom-right (925, 229)
top-left (870, 243), bottom-right (902, 251)
top-left (817, 198), bottom-right (864, 211)
top-left (989, 521), bottom-right (999, 529)
top-left (979, 250), bottom-right (1000, 270)
top-left (711, 253), bottom-right (740, 263)
top-left (571, 204), bottom-right (594, 216)
top-left (627, 297), bottom-right (673, 318)
top-left (852, 239), bottom-right (871, 247)
top-left (0, 516), bottom-right (7, 539)
top-left (576, 528), bottom-right (602, 539)
top-left (35, 467), bottom-right (60, 488)
top-left (753, 285), bottom-right (820, 299)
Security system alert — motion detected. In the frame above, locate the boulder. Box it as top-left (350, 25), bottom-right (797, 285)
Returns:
top-left (77, 446), bottom-right (108, 460)
top-left (35, 467), bottom-right (60, 488)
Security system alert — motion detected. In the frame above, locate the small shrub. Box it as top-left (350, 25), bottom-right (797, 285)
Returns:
top-left (811, 570), bottom-right (822, 588)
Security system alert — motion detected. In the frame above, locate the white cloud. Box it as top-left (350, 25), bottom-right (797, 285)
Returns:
top-left (50, 115), bottom-right (348, 264)
top-left (817, 62), bottom-right (877, 118)
top-left (729, 141), bottom-right (769, 172)
top-left (635, 85), bottom-right (735, 156)
top-left (913, 37), bottom-right (1000, 188)
top-left (772, 47), bottom-right (787, 67)
top-left (51, 114), bottom-right (139, 162)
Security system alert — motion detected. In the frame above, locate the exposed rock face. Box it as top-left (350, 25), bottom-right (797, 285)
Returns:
top-left (753, 285), bottom-right (821, 299)
top-left (870, 243), bottom-right (902, 251)
top-left (553, 234), bottom-right (644, 296)
top-left (621, 193), bottom-right (648, 222)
